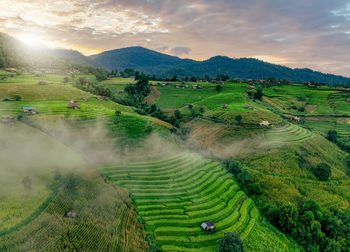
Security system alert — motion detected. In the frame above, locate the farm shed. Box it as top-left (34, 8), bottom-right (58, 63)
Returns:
top-left (293, 116), bottom-right (301, 123)
top-left (175, 84), bottom-right (180, 88)
top-left (259, 121), bottom-right (270, 127)
top-left (347, 98), bottom-right (350, 102)
top-left (192, 85), bottom-right (198, 89)
top-left (222, 104), bottom-right (228, 109)
top-left (38, 80), bottom-right (48, 85)
top-left (97, 96), bottom-right (109, 101)
top-left (68, 100), bottom-right (80, 109)
top-left (67, 211), bottom-right (77, 218)
top-left (200, 221), bottom-right (215, 231)
top-left (22, 107), bottom-right (37, 114)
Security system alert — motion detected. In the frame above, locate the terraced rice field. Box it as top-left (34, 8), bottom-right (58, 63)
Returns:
top-left (102, 154), bottom-right (259, 251)
top-left (265, 123), bottom-right (315, 146)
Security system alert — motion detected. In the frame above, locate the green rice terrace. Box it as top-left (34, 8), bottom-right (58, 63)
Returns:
top-left (101, 154), bottom-right (298, 251)
top-left (265, 123), bottom-right (315, 146)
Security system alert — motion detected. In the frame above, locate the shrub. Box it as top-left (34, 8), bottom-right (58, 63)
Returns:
top-left (115, 110), bottom-right (122, 116)
top-left (11, 94), bottom-right (22, 101)
top-left (326, 130), bottom-right (338, 143)
top-left (235, 115), bottom-right (243, 124)
top-left (218, 232), bottom-right (244, 252)
top-left (313, 163), bottom-right (331, 181)
top-left (216, 84), bottom-right (222, 91)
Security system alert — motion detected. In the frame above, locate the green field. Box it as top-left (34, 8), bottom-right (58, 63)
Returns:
top-left (263, 84), bottom-right (350, 116)
top-left (102, 154), bottom-right (300, 251)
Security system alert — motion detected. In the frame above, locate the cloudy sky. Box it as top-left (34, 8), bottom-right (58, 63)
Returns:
top-left (1, 0), bottom-right (350, 76)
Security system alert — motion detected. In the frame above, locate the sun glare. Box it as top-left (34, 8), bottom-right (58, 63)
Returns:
top-left (16, 34), bottom-right (43, 48)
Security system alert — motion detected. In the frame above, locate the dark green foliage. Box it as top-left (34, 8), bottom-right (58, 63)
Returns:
top-left (218, 232), bottom-right (244, 252)
top-left (74, 77), bottom-right (111, 97)
top-left (115, 110), bottom-right (121, 116)
top-left (11, 94), bottom-right (22, 101)
top-left (63, 76), bottom-right (70, 84)
top-left (278, 204), bottom-right (298, 233)
top-left (313, 163), bottom-right (331, 181)
top-left (264, 199), bottom-right (350, 251)
top-left (235, 115), bottom-right (243, 124)
top-left (174, 110), bottom-right (183, 121)
top-left (216, 84), bottom-right (223, 91)
top-left (326, 130), bottom-right (338, 143)
top-left (254, 86), bottom-right (263, 100)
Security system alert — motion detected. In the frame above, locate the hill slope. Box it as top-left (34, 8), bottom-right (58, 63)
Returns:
top-left (90, 47), bottom-right (350, 84)
top-left (89, 46), bottom-right (195, 73)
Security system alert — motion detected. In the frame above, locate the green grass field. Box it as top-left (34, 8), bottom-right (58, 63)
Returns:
top-left (102, 154), bottom-right (300, 251)
top-left (263, 84), bottom-right (350, 116)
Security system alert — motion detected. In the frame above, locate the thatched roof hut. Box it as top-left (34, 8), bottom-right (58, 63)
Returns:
top-left (259, 121), bottom-right (270, 127)
top-left (38, 80), bottom-right (48, 85)
top-left (68, 100), bottom-right (80, 109)
top-left (97, 96), bottom-right (109, 101)
top-left (67, 211), bottom-right (77, 218)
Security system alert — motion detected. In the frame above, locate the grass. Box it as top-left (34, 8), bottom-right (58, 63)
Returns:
top-left (102, 154), bottom-right (301, 251)
top-left (263, 84), bottom-right (350, 116)
top-left (155, 83), bottom-right (249, 111)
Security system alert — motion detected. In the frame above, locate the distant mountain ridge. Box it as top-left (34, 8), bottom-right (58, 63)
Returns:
top-left (89, 47), bottom-right (350, 84)
top-left (1, 31), bottom-right (349, 84)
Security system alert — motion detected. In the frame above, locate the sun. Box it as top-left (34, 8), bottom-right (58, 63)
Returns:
top-left (16, 33), bottom-right (43, 48)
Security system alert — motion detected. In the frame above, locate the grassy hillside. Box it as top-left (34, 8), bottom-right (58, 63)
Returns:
top-left (0, 71), bottom-right (174, 251)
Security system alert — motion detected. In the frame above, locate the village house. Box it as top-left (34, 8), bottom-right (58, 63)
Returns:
top-left (249, 86), bottom-right (256, 90)
top-left (37, 80), bottom-right (48, 85)
top-left (201, 221), bottom-right (215, 232)
top-left (22, 107), bottom-right (37, 114)
top-left (293, 116), bottom-right (301, 123)
top-left (66, 211), bottom-right (77, 218)
top-left (259, 121), bottom-right (270, 127)
top-left (97, 96), bottom-right (109, 101)
top-left (68, 100), bottom-right (80, 109)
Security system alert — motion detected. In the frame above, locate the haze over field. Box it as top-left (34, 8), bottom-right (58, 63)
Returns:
top-left (1, 0), bottom-right (350, 76)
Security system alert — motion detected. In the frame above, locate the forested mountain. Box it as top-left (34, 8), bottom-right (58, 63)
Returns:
top-left (90, 47), bottom-right (350, 84)
top-left (89, 46), bottom-right (195, 73)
